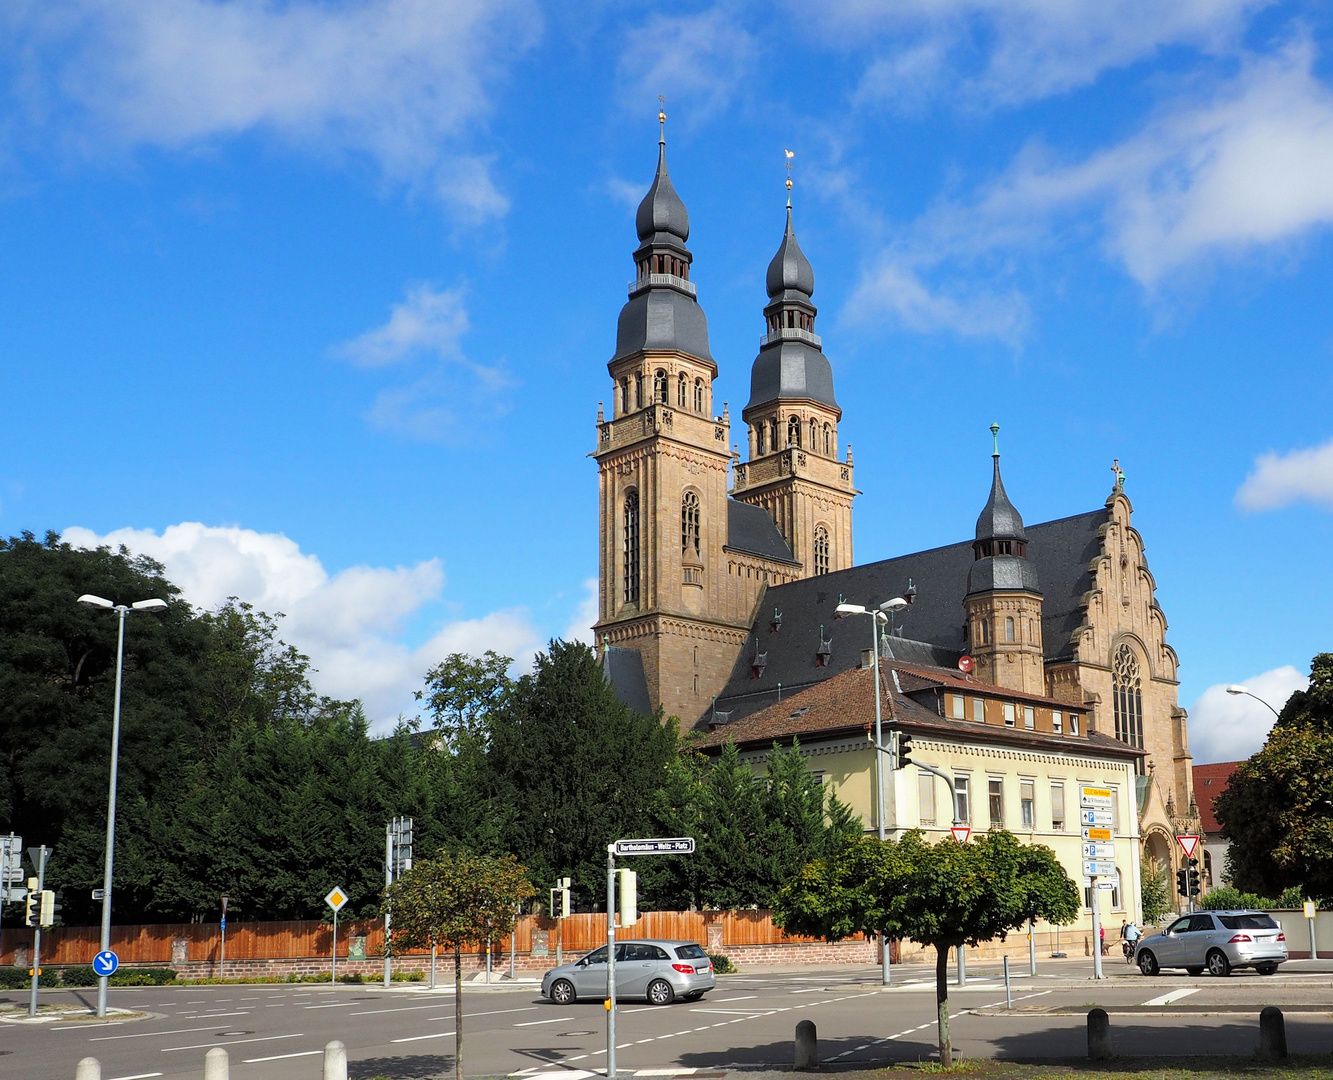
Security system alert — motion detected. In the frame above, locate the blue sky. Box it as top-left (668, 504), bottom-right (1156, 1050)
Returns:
top-left (3, 1), bottom-right (1331, 762)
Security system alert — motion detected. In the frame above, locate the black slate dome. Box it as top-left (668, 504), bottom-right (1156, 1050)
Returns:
top-left (765, 205), bottom-right (814, 300)
top-left (975, 456), bottom-right (1028, 542)
top-left (966, 443), bottom-right (1040, 597)
top-left (635, 142), bottom-right (689, 251)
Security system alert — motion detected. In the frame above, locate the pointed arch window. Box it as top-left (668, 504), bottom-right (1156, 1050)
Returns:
top-left (619, 377), bottom-right (630, 416)
top-left (810, 419), bottom-right (818, 448)
top-left (634, 373), bottom-right (643, 410)
top-left (814, 525), bottom-right (830, 576)
top-left (1113, 645), bottom-right (1144, 750)
top-left (787, 417), bottom-right (801, 448)
top-left (756, 424), bottom-right (766, 455)
top-left (823, 423), bottom-right (832, 456)
top-left (677, 373), bottom-right (687, 407)
top-left (694, 378), bottom-right (705, 413)
top-left (769, 419), bottom-right (778, 451)
top-left (681, 490), bottom-right (701, 560)
top-left (654, 369), bottom-right (668, 404)
top-left (1005, 616), bottom-right (1015, 642)
top-left (623, 491), bottom-right (640, 605)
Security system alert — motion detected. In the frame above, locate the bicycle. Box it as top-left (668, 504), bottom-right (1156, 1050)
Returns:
top-left (1122, 938), bottom-right (1137, 964)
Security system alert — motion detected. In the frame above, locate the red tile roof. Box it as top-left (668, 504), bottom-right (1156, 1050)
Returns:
top-left (1193, 761), bottom-right (1242, 835)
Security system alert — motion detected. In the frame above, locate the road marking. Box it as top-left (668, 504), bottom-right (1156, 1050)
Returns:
top-left (304, 1001), bottom-right (361, 1009)
top-left (91, 1026), bottom-right (219, 1042)
top-left (243, 1050), bottom-right (323, 1063)
top-left (1142, 988), bottom-right (1200, 1006)
top-left (55, 1022), bottom-right (127, 1031)
top-left (198, 1011), bottom-right (250, 1018)
top-left (162, 1034), bottom-right (304, 1052)
top-left (391, 1030), bottom-right (456, 1043)
top-left (514, 1017), bottom-right (570, 1027)
top-left (790, 988), bottom-right (824, 994)
top-left (713, 994), bottom-right (758, 1001)
top-left (688, 1008), bottom-right (766, 1015)
top-left (107, 1073), bottom-right (164, 1080)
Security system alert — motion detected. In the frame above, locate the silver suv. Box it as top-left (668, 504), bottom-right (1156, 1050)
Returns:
top-left (540, 939), bottom-right (716, 1005)
top-left (1135, 910), bottom-right (1288, 977)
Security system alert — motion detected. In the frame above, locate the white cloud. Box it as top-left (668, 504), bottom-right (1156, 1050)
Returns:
top-left (1187, 665), bottom-right (1308, 764)
top-left (61, 522), bottom-right (543, 729)
top-left (845, 255), bottom-right (1030, 342)
top-left (617, 8), bottom-right (756, 122)
top-left (561, 577), bottom-right (598, 647)
top-left (4, 0), bottom-right (540, 220)
top-left (337, 284), bottom-right (470, 368)
top-left (1236, 434), bottom-right (1333, 512)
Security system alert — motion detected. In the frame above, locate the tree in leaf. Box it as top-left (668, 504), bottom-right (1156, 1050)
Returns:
top-left (1215, 653), bottom-right (1333, 901)
top-left (386, 850), bottom-right (535, 1080)
top-left (1139, 858), bottom-right (1171, 926)
top-left (416, 650), bottom-right (515, 745)
top-left (775, 829), bottom-right (1078, 1066)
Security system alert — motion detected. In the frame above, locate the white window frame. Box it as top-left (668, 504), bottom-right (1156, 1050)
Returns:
top-left (1052, 709), bottom-right (1063, 734)
top-left (1003, 702), bottom-right (1016, 727)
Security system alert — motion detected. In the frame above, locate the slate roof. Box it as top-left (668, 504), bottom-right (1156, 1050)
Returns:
top-left (635, 142), bottom-right (689, 253)
top-left (746, 339), bottom-right (839, 413)
top-left (1193, 761), bottom-right (1242, 835)
top-left (726, 499), bottom-right (798, 563)
top-left (603, 646), bottom-right (652, 716)
top-left (765, 205), bottom-right (815, 301)
top-left (614, 287), bottom-right (713, 364)
top-left (705, 507), bottom-right (1109, 728)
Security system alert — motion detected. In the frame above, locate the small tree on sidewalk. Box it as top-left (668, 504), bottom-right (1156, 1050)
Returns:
top-left (387, 850), bottom-right (535, 1080)
top-left (775, 829), bottom-right (1078, 1066)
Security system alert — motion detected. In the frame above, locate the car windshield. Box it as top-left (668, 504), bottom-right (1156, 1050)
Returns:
top-left (1218, 914), bottom-right (1279, 930)
top-left (674, 944), bottom-right (707, 960)
top-left (581, 946), bottom-right (608, 964)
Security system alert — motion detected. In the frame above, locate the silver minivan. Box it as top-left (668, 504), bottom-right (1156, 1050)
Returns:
top-left (540, 939), bottom-right (716, 1005)
top-left (1135, 910), bottom-right (1288, 976)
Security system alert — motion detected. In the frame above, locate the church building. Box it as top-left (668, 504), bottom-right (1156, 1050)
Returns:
top-left (592, 128), bottom-right (1199, 898)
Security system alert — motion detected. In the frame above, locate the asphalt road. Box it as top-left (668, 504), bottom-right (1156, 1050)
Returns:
top-left (5, 958), bottom-right (1333, 1080)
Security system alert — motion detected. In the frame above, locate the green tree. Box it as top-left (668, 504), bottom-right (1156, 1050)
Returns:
top-left (416, 650), bottom-right (515, 745)
top-left (1215, 653), bottom-right (1333, 900)
top-left (1140, 859), bottom-right (1171, 925)
top-left (775, 830), bottom-right (1078, 1066)
top-left (386, 850), bottom-right (535, 1080)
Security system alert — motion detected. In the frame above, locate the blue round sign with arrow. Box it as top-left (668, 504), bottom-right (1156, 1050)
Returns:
top-left (92, 950), bottom-right (120, 977)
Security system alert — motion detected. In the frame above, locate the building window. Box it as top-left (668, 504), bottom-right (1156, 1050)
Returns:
top-left (1112, 869), bottom-right (1123, 910)
top-left (813, 526), bottom-right (830, 576)
top-left (973, 697), bottom-right (985, 723)
top-left (1024, 705), bottom-right (1035, 730)
top-left (810, 419), bottom-right (818, 448)
top-left (988, 778), bottom-right (1004, 826)
top-left (980, 619), bottom-right (991, 644)
top-left (694, 379), bottom-right (705, 413)
top-left (769, 419), bottom-right (778, 451)
top-left (634, 373), bottom-right (643, 409)
top-left (951, 694), bottom-right (965, 720)
top-left (620, 377), bottom-right (630, 415)
top-left (1005, 616), bottom-right (1015, 642)
top-left (677, 373), bottom-right (687, 407)
top-left (918, 772), bottom-right (936, 825)
top-left (1020, 780), bottom-right (1035, 829)
top-left (1204, 849), bottom-right (1214, 889)
top-left (823, 424), bottom-right (832, 455)
top-left (654, 369), bottom-right (668, 403)
top-left (1113, 645), bottom-right (1144, 749)
top-left (1051, 782), bottom-right (1065, 830)
top-left (681, 491), bottom-right (701, 559)
top-left (1052, 709), bottom-right (1063, 734)
top-left (787, 416), bottom-right (801, 447)
top-left (756, 424), bottom-right (766, 455)
top-left (954, 777), bottom-right (971, 824)
top-left (1028, 618), bottom-right (1035, 642)
top-left (1003, 702), bottom-right (1016, 727)
top-left (1069, 712), bottom-right (1080, 736)
top-left (622, 491), bottom-right (640, 605)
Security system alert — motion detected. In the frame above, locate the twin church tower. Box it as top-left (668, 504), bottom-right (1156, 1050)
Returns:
top-left (592, 128), bottom-right (857, 721)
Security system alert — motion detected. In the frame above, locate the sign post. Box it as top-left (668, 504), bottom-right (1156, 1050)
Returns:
top-left (606, 839), bottom-right (695, 1079)
top-left (326, 887), bottom-right (349, 984)
top-left (1304, 900), bottom-right (1318, 961)
top-left (219, 896), bottom-right (229, 980)
top-left (0, 836), bottom-right (20, 951)
top-left (1080, 787), bottom-right (1115, 980)
top-left (27, 845), bottom-right (50, 1016)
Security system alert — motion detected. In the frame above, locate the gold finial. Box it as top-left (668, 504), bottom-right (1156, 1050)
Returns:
top-left (784, 149), bottom-right (794, 204)
top-left (658, 94), bottom-right (667, 143)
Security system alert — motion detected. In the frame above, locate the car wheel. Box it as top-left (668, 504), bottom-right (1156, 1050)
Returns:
top-left (1206, 949), bottom-right (1232, 977)
top-left (1138, 950), bottom-right (1160, 976)
top-left (550, 979), bottom-right (576, 1005)
top-left (647, 978), bottom-right (675, 1006)
top-left (1256, 963), bottom-right (1279, 976)
top-left (1185, 966), bottom-right (1204, 976)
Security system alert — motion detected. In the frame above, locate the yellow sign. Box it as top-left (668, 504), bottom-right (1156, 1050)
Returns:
top-left (1082, 787), bottom-right (1112, 798)
top-left (1084, 828), bottom-right (1113, 842)
top-left (324, 887), bottom-right (349, 912)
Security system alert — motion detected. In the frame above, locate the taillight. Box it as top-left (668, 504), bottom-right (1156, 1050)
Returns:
top-left (672, 963), bottom-right (694, 973)
top-left (1228, 934), bottom-right (1252, 943)
top-left (1277, 933), bottom-right (1287, 941)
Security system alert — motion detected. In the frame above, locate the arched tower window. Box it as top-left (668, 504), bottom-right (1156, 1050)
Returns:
top-left (814, 526), bottom-right (830, 576)
top-left (787, 417), bottom-right (801, 448)
top-left (769, 419), bottom-right (778, 450)
top-left (634, 373), bottom-right (643, 410)
top-left (756, 424), bottom-right (766, 455)
top-left (1005, 616), bottom-right (1015, 642)
top-left (619, 377), bottom-right (629, 415)
top-left (694, 379), bottom-right (705, 413)
top-left (654, 369), bottom-right (668, 404)
top-left (677, 373), bottom-right (687, 407)
top-left (810, 419), bottom-right (818, 448)
top-left (1113, 645), bottom-right (1144, 750)
top-left (623, 491), bottom-right (640, 605)
top-left (823, 424), bottom-right (831, 456)
top-left (681, 491), bottom-right (701, 559)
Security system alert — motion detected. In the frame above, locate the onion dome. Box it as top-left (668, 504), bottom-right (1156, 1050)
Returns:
top-left (966, 424), bottom-right (1041, 596)
top-left (765, 205), bottom-right (815, 301)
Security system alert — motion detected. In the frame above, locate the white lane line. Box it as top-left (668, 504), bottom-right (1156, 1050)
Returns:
top-left (391, 1030), bottom-right (456, 1044)
top-left (688, 1009), bottom-right (766, 1015)
top-left (162, 1034), bottom-right (304, 1053)
top-left (304, 1002), bottom-right (361, 1009)
top-left (514, 1017), bottom-right (570, 1027)
top-left (1142, 988), bottom-right (1200, 1007)
top-left (56, 1022), bottom-right (127, 1031)
top-left (789, 988), bottom-right (824, 994)
top-left (91, 1026), bottom-right (220, 1042)
top-left (713, 995), bottom-right (758, 1001)
top-left (107, 1073), bottom-right (163, 1080)
top-left (243, 1050), bottom-right (323, 1063)
top-left (198, 1011), bottom-right (250, 1018)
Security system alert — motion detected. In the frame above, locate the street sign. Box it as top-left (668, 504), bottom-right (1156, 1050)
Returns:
top-left (1083, 843), bottom-right (1115, 859)
top-left (3, 888), bottom-right (24, 902)
top-left (1080, 786), bottom-right (1114, 809)
top-left (1081, 827), bottom-right (1113, 842)
top-left (950, 825), bottom-right (972, 844)
top-left (1083, 860), bottom-right (1117, 877)
top-left (1080, 809), bottom-right (1113, 827)
top-left (612, 838), bottom-right (695, 856)
top-left (92, 951), bottom-right (119, 977)
top-left (325, 887), bottom-right (350, 912)
top-left (91, 889), bottom-right (105, 901)
top-left (1176, 834), bottom-right (1200, 860)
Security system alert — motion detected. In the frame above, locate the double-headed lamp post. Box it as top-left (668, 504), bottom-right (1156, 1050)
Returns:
top-left (78, 594), bottom-right (168, 1018)
top-left (1225, 684), bottom-right (1282, 720)
top-left (835, 597), bottom-right (907, 985)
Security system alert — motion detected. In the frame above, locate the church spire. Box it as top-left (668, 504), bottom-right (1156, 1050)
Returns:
top-left (967, 423), bottom-right (1039, 595)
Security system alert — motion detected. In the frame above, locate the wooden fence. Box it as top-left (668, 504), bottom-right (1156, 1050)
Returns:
top-left (1, 910), bottom-right (824, 967)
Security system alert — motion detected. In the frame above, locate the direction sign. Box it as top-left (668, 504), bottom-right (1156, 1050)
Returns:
top-left (1080, 786), bottom-right (1114, 809)
top-left (1083, 843), bottom-right (1115, 859)
top-left (1083, 860), bottom-right (1117, 877)
top-left (1176, 834), bottom-right (1200, 860)
top-left (324, 886), bottom-right (349, 912)
top-left (1082, 827), bottom-right (1113, 842)
top-left (612, 838), bottom-right (695, 856)
top-left (92, 951), bottom-right (119, 977)
top-left (950, 825), bottom-right (972, 844)
top-left (1081, 809), bottom-right (1113, 827)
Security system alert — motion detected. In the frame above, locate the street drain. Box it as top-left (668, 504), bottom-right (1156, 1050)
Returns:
top-left (215, 1030), bottom-right (252, 1037)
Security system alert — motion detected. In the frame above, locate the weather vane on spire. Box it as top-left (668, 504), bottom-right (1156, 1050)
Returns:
top-left (784, 149), bottom-right (794, 206)
top-left (990, 421), bottom-right (1001, 456)
top-left (658, 95), bottom-right (667, 142)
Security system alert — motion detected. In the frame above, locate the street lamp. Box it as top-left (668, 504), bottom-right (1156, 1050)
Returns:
top-left (1224, 684), bottom-right (1282, 720)
top-left (77, 593), bottom-right (167, 1017)
top-left (835, 597), bottom-right (905, 986)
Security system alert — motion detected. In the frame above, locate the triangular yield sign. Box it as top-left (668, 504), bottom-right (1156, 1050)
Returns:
top-left (950, 825), bottom-right (971, 844)
top-left (1176, 834), bottom-right (1200, 859)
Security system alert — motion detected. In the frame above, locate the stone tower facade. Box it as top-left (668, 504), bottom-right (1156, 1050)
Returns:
top-left (963, 436), bottom-right (1046, 696)
top-left (732, 204), bottom-right (856, 574)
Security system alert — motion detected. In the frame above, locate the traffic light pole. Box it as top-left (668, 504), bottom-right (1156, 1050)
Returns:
top-left (28, 845), bottom-right (49, 1017)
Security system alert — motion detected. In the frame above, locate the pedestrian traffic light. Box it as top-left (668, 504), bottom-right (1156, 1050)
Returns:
top-left (896, 732), bottom-right (914, 769)
top-left (1176, 868), bottom-right (1188, 897)
top-left (40, 890), bottom-right (62, 927)
top-left (24, 891), bottom-right (39, 927)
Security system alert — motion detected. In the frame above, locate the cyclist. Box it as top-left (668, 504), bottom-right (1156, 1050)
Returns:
top-left (1120, 920), bottom-right (1141, 962)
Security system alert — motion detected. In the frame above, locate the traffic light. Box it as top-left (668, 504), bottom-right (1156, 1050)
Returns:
top-left (896, 732), bottom-right (914, 770)
top-left (617, 869), bottom-right (637, 926)
top-left (40, 890), bottom-right (62, 927)
top-left (1176, 868), bottom-right (1188, 897)
top-left (1187, 860), bottom-right (1201, 899)
top-left (24, 890), bottom-right (39, 927)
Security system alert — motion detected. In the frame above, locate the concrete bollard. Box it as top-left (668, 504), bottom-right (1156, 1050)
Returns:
top-left (324, 1039), bottom-right (349, 1080)
top-left (1087, 1008), bottom-right (1111, 1060)
top-left (794, 1019), bottom-right (818, 1071)
top-left (1259, 1007), bottom-right (1288, 1061)
top-left (74, 1057), bottom-right (101, 1080)
top-left (204, 1046), bottom-right (229, 1080)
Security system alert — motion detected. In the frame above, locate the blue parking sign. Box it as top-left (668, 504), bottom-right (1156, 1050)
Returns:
top-left (92, 950), bottom-right (120, 976)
